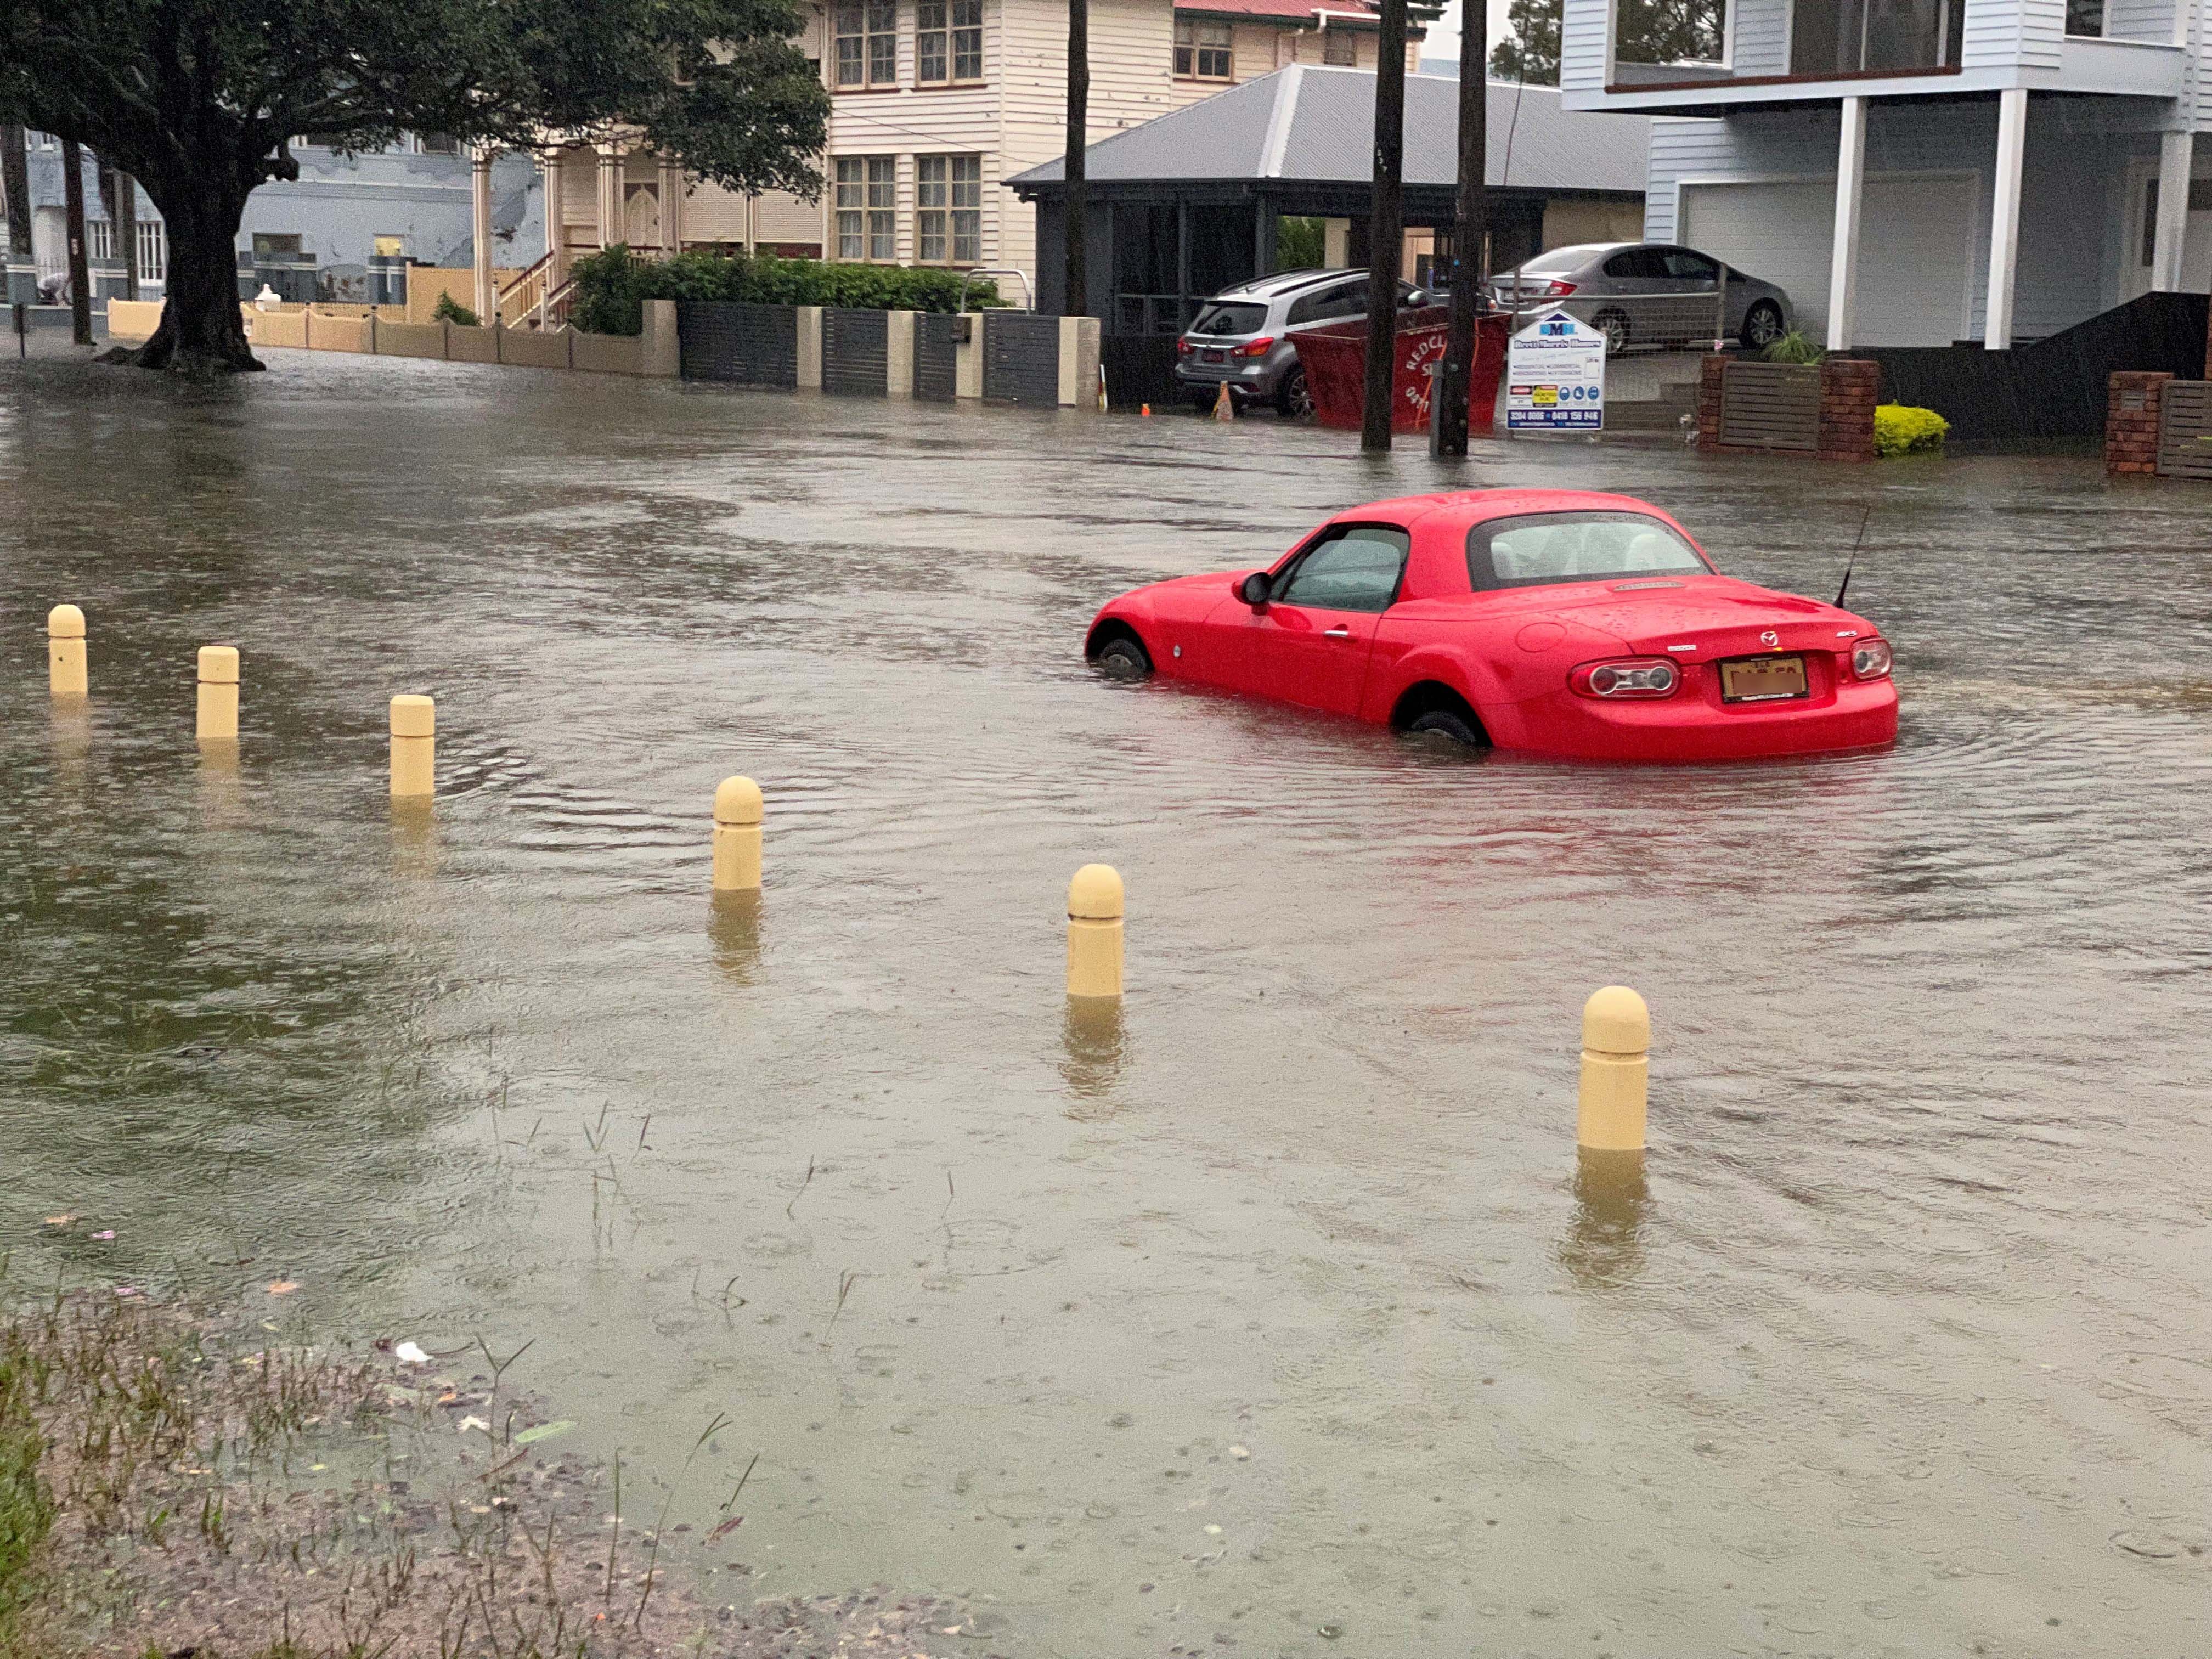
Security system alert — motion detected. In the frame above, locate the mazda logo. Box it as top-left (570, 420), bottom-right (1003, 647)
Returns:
top-left (1759, 630), bottom-right (1780, 647)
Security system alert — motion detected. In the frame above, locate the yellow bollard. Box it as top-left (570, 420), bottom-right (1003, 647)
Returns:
top-left (389, 695), bottom-right (435, 798)
top-left (196, 646), bottom-right (240, 741)
top-left (48, 605), bottom-right (87, 699)
top-left (1576, 986), bottom-right (1650, 1152)
top-left (1066, 864), bottom-right (1125, 1000)
top-left (712, 775), bottom-right (764, 891)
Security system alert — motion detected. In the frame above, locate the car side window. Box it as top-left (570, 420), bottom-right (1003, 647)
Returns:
top-left (1662, 249), bottom-right (1719, 283)
top-left (1286, 284), bottom-right (1350, 325)
top-left (1272, 526), bottom-right (1412, 613)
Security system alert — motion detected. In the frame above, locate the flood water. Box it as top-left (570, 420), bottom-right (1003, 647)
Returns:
top-left (4, 352), bottom-right (2210, 1657)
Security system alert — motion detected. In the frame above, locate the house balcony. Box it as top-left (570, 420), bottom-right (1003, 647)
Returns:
top-left (1562, 0), bottom-right (2185, 112)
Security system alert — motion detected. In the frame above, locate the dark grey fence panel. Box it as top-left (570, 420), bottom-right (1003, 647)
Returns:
top-left (2157, 381), bottom-right (2212, 478)
top-left (1718, 361), bottom-right (1820, 452)
top-left (822, 307), bottom-right (889, 396)
top-left (984, 313), bottom-right (1061, 407)
top-left (916, 313), bottom-right (960, 402)
top-left (678, 301), bottom-right (798, 387)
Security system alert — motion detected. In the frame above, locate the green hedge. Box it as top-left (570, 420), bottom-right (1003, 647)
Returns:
top-left (568, 248), bottom-right (1003, 337)
top-left (1874, 403), bottom-right (1949, 457)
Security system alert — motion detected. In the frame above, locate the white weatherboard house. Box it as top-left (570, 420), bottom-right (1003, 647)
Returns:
top-left (1558, 0), bottom-right (2211, 349)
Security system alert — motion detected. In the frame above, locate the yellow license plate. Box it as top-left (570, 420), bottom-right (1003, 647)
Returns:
top-left (1719, 655), bottom-right (1808, 702)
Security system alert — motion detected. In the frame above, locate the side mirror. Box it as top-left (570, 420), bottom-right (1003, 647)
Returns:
top-left (1237, 572), bottom-right (1272, 608)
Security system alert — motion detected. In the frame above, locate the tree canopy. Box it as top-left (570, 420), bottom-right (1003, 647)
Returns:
top-left (0, 0), bottom-right (830, 373)
top-left (1489, 0), bottom-right (1725, 82)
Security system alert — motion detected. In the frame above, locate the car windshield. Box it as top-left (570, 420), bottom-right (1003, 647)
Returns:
top-left (1188, 302), bottom-right (1268, 337)
top-left (1468, 511), bottom-right (1712, 591)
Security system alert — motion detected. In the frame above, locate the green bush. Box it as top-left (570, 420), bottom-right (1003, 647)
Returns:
top-left (567, 247), bottom-right (1003, 336)
top-left (1874, 403), bottom-right (1949, 457)
top-left (431, 291), bottom-right (479, 328)
top-left (1760, 329), bottom-right (1824, 366)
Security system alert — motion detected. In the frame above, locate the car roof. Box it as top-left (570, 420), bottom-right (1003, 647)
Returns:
top-left (1337, 488), bottom-right (1686, 531)
top-left (1210, 267), bottom-right (1370, 301)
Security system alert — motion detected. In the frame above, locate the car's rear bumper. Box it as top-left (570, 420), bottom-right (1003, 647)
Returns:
top-left (1486, 678), bottom-right (1899, 763)
top-left (1173, 360), bottom-right (1280, 399)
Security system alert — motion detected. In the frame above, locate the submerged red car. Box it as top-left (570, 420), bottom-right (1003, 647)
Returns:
top-left (1083, 489), bottom-right (1897, 763)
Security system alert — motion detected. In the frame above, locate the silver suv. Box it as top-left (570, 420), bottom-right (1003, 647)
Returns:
top-left (1173, 268), bottom-right (1429, 419)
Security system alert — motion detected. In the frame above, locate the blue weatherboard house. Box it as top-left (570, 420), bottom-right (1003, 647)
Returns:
top-left (5, 132), bottom-right (540, 308)
top-left (1556, 0), bottom-right (2212, 350)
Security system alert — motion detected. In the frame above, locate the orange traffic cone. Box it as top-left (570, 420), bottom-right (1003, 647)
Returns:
top-left (1141, 402), bottom-right (1152, 417)
top-left (1212, 383), bottom-right (1234, 422)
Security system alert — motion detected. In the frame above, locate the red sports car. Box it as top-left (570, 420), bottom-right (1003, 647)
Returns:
top-left (1083, 489), bottom-right (1897, 763)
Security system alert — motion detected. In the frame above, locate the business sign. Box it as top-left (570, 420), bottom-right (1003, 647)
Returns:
top-left (1506, 310), bottom-right (1606, 432)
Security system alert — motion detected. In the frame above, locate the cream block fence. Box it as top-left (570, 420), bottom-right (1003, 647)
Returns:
top-left (105, 299), bottom-right (680, 379)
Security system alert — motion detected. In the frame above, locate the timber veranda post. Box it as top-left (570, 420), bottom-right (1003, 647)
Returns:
top-left (1436, 1), bottom-right (1489, 458)
top-left (1361, 0), bottom-right (1410, 453)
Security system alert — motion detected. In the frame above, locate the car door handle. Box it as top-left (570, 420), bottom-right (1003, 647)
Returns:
top-left (1323, 627), bottom-right (1353, 639)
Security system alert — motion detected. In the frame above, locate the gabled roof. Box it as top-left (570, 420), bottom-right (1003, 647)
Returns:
top-left (1008, 66), bottom-right (1649, 195)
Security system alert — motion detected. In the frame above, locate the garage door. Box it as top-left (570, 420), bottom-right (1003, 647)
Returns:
top-left (1680, 173), bottom-right (1977, 348)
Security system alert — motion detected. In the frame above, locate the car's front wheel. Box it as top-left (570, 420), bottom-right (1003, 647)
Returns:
top-left (1406, 709), bottom-right (1483, 747)
top-left (1094, 635), bottom-right (1153, 681)
top-left (1277, 365), bottom-right (1313, 420)
top-left (1740, 300), bottom-right (1785, 351)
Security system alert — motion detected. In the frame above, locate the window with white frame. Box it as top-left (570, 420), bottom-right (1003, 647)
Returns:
top-left (87, 220), bottom-right (115, 261)
top-left (1322, 26), bottom-right (1357, 65)
top-left (137, 221), bottom-right (167, 282)
top-left (834, 0), bottom-right (899, 88)
top-left (836, 156), bottom-right (898, 260)
top-left (1174, 17), bottom-right (1234, 78)
top-left (917, 155), bottom-right (981, 263)
top-left (918, 0), bottom-right (984, 82)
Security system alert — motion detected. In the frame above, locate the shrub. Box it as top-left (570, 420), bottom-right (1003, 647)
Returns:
top-left (431, 291), bottom-right (479, 328)
top-left (1874, 403), bottom-right (1949, 457)
top-left (565, 247), bottom-right (1003, 336)
top-left (1760, 329), bottom-right (1824, 366)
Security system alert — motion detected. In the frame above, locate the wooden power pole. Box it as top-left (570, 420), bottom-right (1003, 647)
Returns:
top-left (1361, 0), bottom-right (1409, 452)
top-left (62, 139), bottom-right (93, 344)
top-left (1064, 0), bottom-right (1090, 317)
top-left (1434, 3), bottom-right (1490, 455)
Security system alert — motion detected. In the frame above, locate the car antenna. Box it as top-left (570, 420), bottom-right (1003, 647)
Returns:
top-left (1834, 506), bottom-right (1871, 609)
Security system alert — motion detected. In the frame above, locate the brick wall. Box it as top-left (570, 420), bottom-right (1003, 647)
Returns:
top-left (1816, 358), bottom-right (1879, 464)
top-left (1696, 353), bottom-right (1877, 461)
top-left (1696, 352), bottom-right (1725, 450)
top-left (2104, 370), bottom-right (2171, 477)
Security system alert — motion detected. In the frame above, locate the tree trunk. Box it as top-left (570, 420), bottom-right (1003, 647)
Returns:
top-left (1434, 4), bottom-right (1490, 456)
top-left (1361, 0), bottom-right (1408, 453)
top-left (1064, 0), bottom-right (1090, 317)
top-left (1, 127), bottom-right (31, 306)
top-left (63, 139), bottom-right (93, 345)
top-left (131, 177), bottom-right (258, 375)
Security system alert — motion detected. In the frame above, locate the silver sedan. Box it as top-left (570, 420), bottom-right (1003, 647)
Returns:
top-left (1487, 242), bottom-right (1793, 356)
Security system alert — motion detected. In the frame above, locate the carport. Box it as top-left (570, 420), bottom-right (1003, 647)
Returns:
top-left (1008, 64), bottom-right (1650, 334)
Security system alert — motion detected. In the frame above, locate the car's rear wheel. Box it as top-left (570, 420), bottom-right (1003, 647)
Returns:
top-left (1593, 309), bottom-right (1631, 357)
top-left (1740, 300), bottom-right (1785, 351)
top-left (1277, 365), bottom-right (1313, 420)
top-left (1407, 709), bottom-right (1483, 747)
top-left (1094, 635), bottom-right (1153, 681)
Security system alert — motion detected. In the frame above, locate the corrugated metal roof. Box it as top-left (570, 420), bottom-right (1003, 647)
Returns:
top-left (1008, 66), bottom-right (1649, 196)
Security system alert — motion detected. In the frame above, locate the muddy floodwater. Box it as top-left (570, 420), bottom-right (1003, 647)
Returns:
top-left (4, 352), bottom-right (2210, 1657)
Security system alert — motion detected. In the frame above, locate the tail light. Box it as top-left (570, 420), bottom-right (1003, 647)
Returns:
top-left (1539, 280), bottom-right (1578, 296)
top-left (1571, 658), bottom-right (1680, 699)
top-left (1234, 336), bottom-right (1276, 357)
top-left (1175, 338), bottom-right (1194, 357)
top-left (1851, 639), bottom-right (1893, 680)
